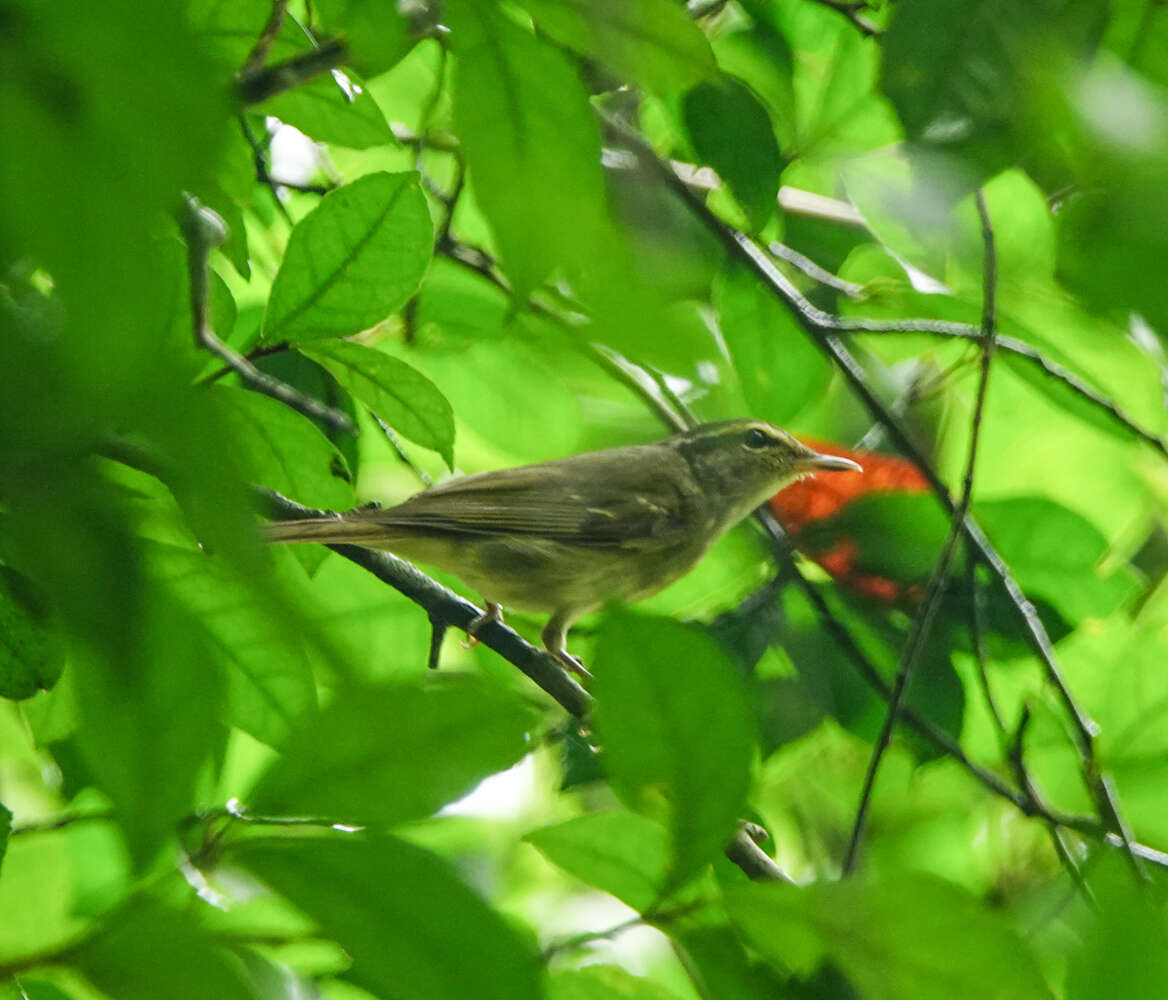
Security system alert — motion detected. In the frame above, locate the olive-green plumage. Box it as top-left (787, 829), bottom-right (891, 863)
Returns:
top-left (264, 419), bottom-right (860, 671)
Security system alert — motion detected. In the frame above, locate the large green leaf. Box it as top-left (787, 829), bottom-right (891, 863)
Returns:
top-left (77, 897), bottom-right (255, 1000)
top-left (250, 673), bottom-right (533, 825)
top-left (974, 496), bottom-right (1136, 624)
top-left (213, 386), bottom-right (354, 511)
top-left (727, 873), bottom-right (1054, 999)
top-left (881, 0), bottom-right (1107, 183)
top-left (714, 263), bottom-right (830, 425)
top-left (525, 811), bottom-right (669, 912)
top-left (262, 73), bottom-right (394, 150)
top-left (0, 566), bottom-right (65, 700)
top-left (516, 0), bottom-right (716, 92)
top-left (148, 543), bottom-right (316, 749)
top-left (446, 0), bottom-right (606, 297)
top-left (312, 0), bottom-right (413, 78)
top-left (301, 340), bottom-right (455, 468)
top-left (72, 596), bottom-right (223, 868)
top-left (683, 78), bottom-right (782, 231)
top-left (240, 836), bottom-right (542, 1000)
top-left (592, 612), bottom-right (754, 893)
top-left (262, 171), bottom-right (432, 343)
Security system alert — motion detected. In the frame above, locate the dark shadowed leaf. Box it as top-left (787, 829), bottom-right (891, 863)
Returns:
top-left (240, 836), bottom-right (542, 1000)
top-left (263, 172), bottom-right (432, 343)
top-left (683, 78), bottom-right (782, 231)
top-left (0, 566), bottom-right (65, 700)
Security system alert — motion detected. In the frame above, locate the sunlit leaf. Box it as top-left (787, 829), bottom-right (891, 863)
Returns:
top-left (263, 171), bottom-right (432, 343)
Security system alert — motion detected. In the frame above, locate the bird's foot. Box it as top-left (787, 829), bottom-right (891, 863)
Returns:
top-left (463, 602), bottom-right (504, 648)
top-left (553, 648), bottom-right (594, 682)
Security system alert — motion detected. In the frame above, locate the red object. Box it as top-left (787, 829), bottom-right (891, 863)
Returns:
top-left (770, 438), bottom-right (930, 604)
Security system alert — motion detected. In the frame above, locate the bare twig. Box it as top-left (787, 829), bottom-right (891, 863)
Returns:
top-left (236, 36), bottom-right (348, 106)
top-left (842, 193), bottom-right (998, 873)
top-left (240, 0), bottom-right (290, 77)
top-left (180, 197), bottom-right (353, 434)
top-left (768, 241), bottom-right (866, 299)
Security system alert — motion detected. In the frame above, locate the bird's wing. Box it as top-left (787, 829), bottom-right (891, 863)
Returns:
top-left (343, 447), bottom-right (697, 547)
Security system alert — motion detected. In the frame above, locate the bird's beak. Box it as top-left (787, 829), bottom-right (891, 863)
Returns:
top-left (798, 451), bottom-right (862, 473)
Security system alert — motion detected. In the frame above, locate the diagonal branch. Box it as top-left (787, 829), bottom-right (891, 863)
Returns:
top-left (180, 196), bottom-right (353, 434)
top-left (609, 120), bottom-right (1145, 875)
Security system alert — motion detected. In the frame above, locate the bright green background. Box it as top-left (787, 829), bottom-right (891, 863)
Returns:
top-left (1, 0), bottom-right (1167, 997)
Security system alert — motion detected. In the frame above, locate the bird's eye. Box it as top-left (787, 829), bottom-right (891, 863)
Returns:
top-left (744, 428), bottom-right (770, 449)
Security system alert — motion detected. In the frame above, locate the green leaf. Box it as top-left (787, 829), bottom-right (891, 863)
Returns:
top-left (301, 340), bottom-right (455, 468)
top-left (515, 0), bottom-right (716, 93)
top-left (714, 263), bottom-right (830, 424)
top-left (0, 802), bottom-right (10, 874)
top-left (314, 0), bottom-right (412, 77)
top-left (446, 0), bottom-right (606, 297)
top-left (72, 596), bottom-right (223, 869)
top-left (214, 386), bottom-right (354, 512)
top-left (881, 0), bottom-right (1107, 183)
top-left (263, 171), bottom-right (432, 343)
top-left (250, 673), bottom-right (533, 825)
top-left (975, 497), bottom-right (1136, 623)
top-left (525, 811), bottom-right (669, 912)
top-left (548, 966), bottom-right (686, 1000)
top-left (683, 78), bottom-right (782, 231)
top-left (77, 897), bottom-right (255, 1000)
top-left (262, 72), bottom-right (394, 150)
top-left (240, 836), bottom-right (542, 1000)
top-left (0, 566), bottom-right (65, 700)
top-left (727, 873), bottom-right (1054, 999)
top-left (592, 612), bottom-right (754, 892)
top-left (148, 543), bottom-right (316, 749)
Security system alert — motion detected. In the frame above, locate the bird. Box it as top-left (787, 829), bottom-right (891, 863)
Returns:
top-left (263, 419), bottom-right (860, 673)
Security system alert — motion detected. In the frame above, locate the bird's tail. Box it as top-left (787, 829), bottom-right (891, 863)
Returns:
top-left (262, 516), bottom-right (395, 546)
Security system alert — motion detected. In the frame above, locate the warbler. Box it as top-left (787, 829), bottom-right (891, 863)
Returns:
top-left (264, 420), bottom-right (860, 672)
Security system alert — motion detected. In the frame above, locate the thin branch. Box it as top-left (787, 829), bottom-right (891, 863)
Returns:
top-left (842, 189), bottom-right (998, 874)
top-left (724, 824), bottom-right (794, 883)
top-left (241, 0), bottom-right (290, 77)
top-left (768, 241), bottom-right (866, 299)
top-left (608, 117), bottom-right (1144, 874)
top-left (262, 490), bottom-right (593, 719)
top-left (236, 37), bottom-right (348, 106)
top-left (436, 232), bottom-right (1160, 866)
top-left (1008, 707), bottom-right (1095, 905)
top-left (845, 325), bottom-right (1168, 461)
top-left (180, 197), bottom-right (353, 434)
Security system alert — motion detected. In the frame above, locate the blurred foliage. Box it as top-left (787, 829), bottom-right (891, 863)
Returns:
top-left (1, 0), bottom-right (1167, 997)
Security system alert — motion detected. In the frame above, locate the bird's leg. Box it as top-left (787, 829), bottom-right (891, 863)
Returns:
top-left (463, 601), bottom-right (504, 648)
top-left (542, 612), bottom-right (592, 680)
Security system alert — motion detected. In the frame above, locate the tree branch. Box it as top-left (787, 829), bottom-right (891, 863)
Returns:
top-left (180, 196), bottom-right (353, 434)
top-left (607, 118), bottom-right (1144, 875)
top-left (843, 189), bottom-right (998, 873)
